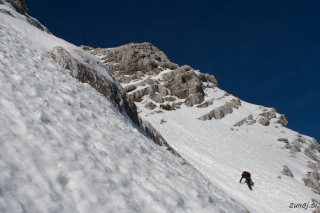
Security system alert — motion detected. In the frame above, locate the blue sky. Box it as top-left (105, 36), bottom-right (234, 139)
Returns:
top-left (28, 0), bottom-right (320, 141)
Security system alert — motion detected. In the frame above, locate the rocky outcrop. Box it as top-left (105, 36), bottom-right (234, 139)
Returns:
top-left (50, 46), bottom-right (139, 126)
top-left (25, 14), bottom-right (50, 34)
top-left (197, 99), bottom-right (214, 108)
top-left (303, 170), bottom-right (320, 194)
top-left (124, 85), bottom-right (137, 93)
top-left (81, 43), bottom-right (219, 108)
top-left (162, 67), bottom-right (204, 101)
top-left (0, 8), bottom-right (14, 16)
top-left (164, 96), bottom-right (176, 102)
top-left (4, 0), bottom-right (27, 15)
top-left (277, 138), bottom-right (289, 142)
top-left (258, 108), bottom-right (288, 127)
top-left (150, 93), bottom-right (164, 103)
top-left (2, 0), bottom-right (50, 33)
top-left (143, 102), bottom-right (157, 110)
top-left (139, 117), bottom-right (181, 158)
top-left (130, 84), bottom-right (171, 102)
top-left (81, 42), bottom-right (178, 81)
top-left (281, 165), bottom-right (294, 177)
top-left (258, 117), bottom-right (270, 126)
top-left (199, 99), bottom-right (241, 121)
top-left (259, 108), bottom-right (276, 119)
top-left (234, 114), bottom-right (255, 126)
top-left (276, 114), bottom-right (288, 127)
top-left (291, 139), bottom-right (302, 153)
top-left (185, 93), bottom-right (203, 107)
top-left (197, 72), bottom-right (218, 88)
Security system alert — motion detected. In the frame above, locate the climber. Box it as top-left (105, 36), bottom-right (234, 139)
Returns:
top-left (239, 171), bottom-right (253, 190)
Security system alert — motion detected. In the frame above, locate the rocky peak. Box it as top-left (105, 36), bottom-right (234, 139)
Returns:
top-left (81, 42), bottom-right (219, 107)
top-left (81, 42), bottom-right (179, 81)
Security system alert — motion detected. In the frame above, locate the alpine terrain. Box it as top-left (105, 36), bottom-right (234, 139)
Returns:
top-left (0, 0), bottom-right (319, 213)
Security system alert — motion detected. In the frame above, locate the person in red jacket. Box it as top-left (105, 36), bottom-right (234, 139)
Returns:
top-left (240, 171), bottom-right (253, 190)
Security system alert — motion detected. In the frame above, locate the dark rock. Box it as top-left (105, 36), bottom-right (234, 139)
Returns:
top-left (276, 114), bottom-right (288, 127)
top-left (277, 138), bottom-right (289, 143)
top-left (25, 14), bottom-right (50, 34)
top-left (258, 117), bottom-right (270, 126)
top-left (4, 0), bottom-right (27, 15)
top-left (199, 99), bottom-right (241, 121)
top-left (50, 46), bottom-right (139, 126)
top-left (124, 85), bottom-right (137, 93)
top-left (139, 117), bottom-right (181, 158)
top-left (129, 84), bottom-right (171, 102)
top-left (3, 0), bottom-right (50, 33)
top-left (143, 102), bottom-right (157, 110)
top-left (197, 99), bottom-right (214, 108)
top-left (0, 8), bottom-right (15, 17)
top-left (82, 42), bottom-right (178, 79)
top-left (162, 69), bottom-right (203, 102)
top-left (185, 93), bottom-right (203, 107)
top-left (164, 96), bottom-right (176, 102)
top-left (149, 93), bottom-right (164, 103)
top-left (282, 165), bottom-right (294, 177)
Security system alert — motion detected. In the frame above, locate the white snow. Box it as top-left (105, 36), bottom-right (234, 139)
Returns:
top-left (0, 8), bottom-right (246, 213)
top-left (137, 87), bottom-right (320, 212)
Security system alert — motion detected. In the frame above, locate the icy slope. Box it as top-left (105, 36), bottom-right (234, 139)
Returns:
top-left (0, 7), bottom-right (247, 213)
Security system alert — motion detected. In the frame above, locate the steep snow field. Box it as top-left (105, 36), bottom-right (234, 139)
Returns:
top-left (0, 6), bottom-right (247, 213)
top-left (137, 85), bottom-right (320, 212)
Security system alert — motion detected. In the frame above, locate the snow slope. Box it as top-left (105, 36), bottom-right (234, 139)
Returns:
top-left (84, 41), bottom-right (320, 212)
top-left (0, 5), bottom-right (247, 213)
top-left (137, 85), bottom-right (320, 212)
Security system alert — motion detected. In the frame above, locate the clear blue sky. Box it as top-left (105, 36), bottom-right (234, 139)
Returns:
top-left (27, 0), bottom-right (320, 142)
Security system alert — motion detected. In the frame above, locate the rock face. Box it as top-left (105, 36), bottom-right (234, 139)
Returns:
top-left (149, 93), bottom-right (164, 103)
top-left (234, 114), bottom-right (255, 126)
top-left (124, 85), bottom-right (137, 93)
top-left (50, 46), bottom-right (139, 126)
top-left (0, 8), bottom-right (14, 16)
top-left (259, 109), bottom-right (276, 119)
top-left (258, 117), bottom-right (270, 126)
top-left (80, 43), bottom-right (219, 108)
top-left (130, 84), bottom-right (171, 102)
top-left (276, 114), bottom-right (288, 127)
top-left (281, 165), bottom-right (294, 177)
top-left (185, 93), bottom-right (203, 107)
top-left (1, 0), bottom-right (50, 33)
top-left (82, 42), bottom-right (179, 81)
top-left (199, 99), bottom-right (241, 121)
top-left (4, 0), bottom-right (27, 15)
top-left (139, 117), bottom-right (182, 158)
top-left (162, 65), bottom-right (204, 103)
top-left (303, 169), bottom-right (320, 194)
top-left (25, 15), bottom-right (50, 34)
top-left (143, 102), bottom-right (157, 110)
top-left (197, 99), bottom-right (214, 108)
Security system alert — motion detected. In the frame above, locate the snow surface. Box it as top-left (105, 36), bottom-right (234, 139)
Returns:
top-left (89, 35), bottom-right (320, 213)
top-left (0, 8), bottom-right (247, 213)
top-left (137, 87), bottom-right (320, 212)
